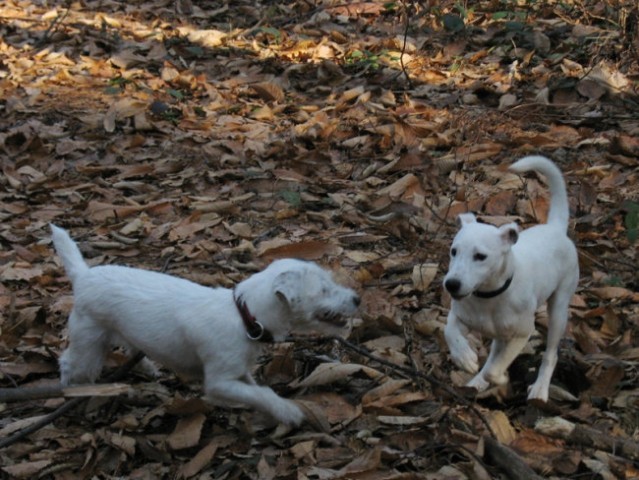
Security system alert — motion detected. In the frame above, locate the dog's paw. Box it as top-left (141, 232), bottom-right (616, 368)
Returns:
top-left (271, 399), bottom-right (305, 427)
top-left (450, 344), bottom-right (479, 374)
top-left (527, 381), bottom-right (549, 403)
top-left (466, 373), bottom-right (490, 392)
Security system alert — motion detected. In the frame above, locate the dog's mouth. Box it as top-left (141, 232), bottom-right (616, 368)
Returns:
top-left (450, 292), bottom-right (469, 300)
top-left (316, 311), bottom-right (349, 328)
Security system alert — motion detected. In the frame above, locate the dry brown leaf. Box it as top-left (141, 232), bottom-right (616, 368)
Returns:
top-left (104, 98), bottom-right (147, 132)
top-left (178, 436), bottom-right (234, 479)
top-left (258, 240), bottom-right (342, 260)
top-left (510, 429), bottom-right (565, 456)
top-left (589, 286), bottom-right (638, 301)
top-left (107, 432), bottom-right (136, 455)
top-left (252, 82), bottom-right (285, 103)
top-left (377, 173), bottom-right (421, 200)
top-left (411, 263), bottom-right (438, 292)
top-left (0, 262), bottom-right (44, 282)
top-left (366, 391), bottom-right (432, 409)
top-left (446, 142), bottom-right (503, 164)
top-left (290, 362), bottom-right (384, 388)
top-left (295, 400), bottom-right (331, 432)
top-left (485, 190), bottom-right (516, 216)
top-left (0, 415), bottom-right (50, 437)
top-left (1, 460), bottom-right (53, 479)
top-left (299, 392), bottom-right (361, 426)
top-left (486, 410), bottom-right (517, 444)
top-left (337, 446), bottom-right (382, 475)
top-left (179, 28), bottom-right (227, 47)
top-left (361, 379), bottom-right (411, 405)
top-left (166, 413), bottom-right (207, 450)
top-left (0, 361), bottom-right (56, 377)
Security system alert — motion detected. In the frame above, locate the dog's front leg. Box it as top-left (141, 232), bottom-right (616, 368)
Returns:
top-left (204, 377), bottom-right (305, 426)
top-left (468, 336), bottom-right (530, 392)
top-left (444, 312), bottom-right (479, 374)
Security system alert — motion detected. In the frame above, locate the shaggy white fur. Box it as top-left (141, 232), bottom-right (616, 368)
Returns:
top-left (51, 225), bottom-right (360, 425)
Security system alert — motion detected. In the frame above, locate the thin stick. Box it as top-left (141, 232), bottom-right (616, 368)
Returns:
top-left (324, 335), bottom-right (496, 438)
top-left (0, 352), bottom-right (145, 449)
top-left (36, 2), bottom-right (72, 47)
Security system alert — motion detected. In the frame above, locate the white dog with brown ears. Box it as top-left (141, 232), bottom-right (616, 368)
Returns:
top-left (443, 156), bottom-right (579, 402)
top-left (51, 225), bottom-right (360, 425)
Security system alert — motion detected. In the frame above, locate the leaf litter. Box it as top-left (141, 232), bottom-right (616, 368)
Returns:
top-left (1, 0), bottom-right (639, 478)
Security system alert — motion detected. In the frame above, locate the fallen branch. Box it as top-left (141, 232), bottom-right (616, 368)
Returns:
top-left (484, 435), bottom-right (544, 480)
top-left (536, 416), bottom-right (639, 461)
top-left (0, 352), bottom-right (144, 449)
top-left (0, 383), bottom-right (131, 403)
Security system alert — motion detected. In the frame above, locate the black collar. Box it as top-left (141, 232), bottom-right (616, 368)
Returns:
top-left (233, 290), bottom-right (274, 343)
top-left (473, 275), bottom-right (513, 299)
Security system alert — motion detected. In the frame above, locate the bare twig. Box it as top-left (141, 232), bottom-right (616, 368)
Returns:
top-left (36, 1), bottom-right (72, 47)
top-left (0, 383), bottom-right (130, 403)
top-left (0, 352), bottom-right (145, 449)
top-left (322, 335), bottom-right (497, 438)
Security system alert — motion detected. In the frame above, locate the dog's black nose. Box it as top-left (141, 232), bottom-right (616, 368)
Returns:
top-left (444, 279), bottom-right (461, 294)
top-left (353, 295), bottom-right (361, 307)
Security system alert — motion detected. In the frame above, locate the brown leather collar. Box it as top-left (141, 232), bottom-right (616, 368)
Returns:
top-left (233, 290), bottom-right (274, 343)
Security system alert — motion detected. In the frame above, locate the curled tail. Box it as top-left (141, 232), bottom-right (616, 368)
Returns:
top-left (509, 155), bottom-right (570, 230)
top-left (50, 224), bottom-right (89, 284)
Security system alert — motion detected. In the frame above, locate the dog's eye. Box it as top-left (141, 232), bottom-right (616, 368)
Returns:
top-left (473, 253), bottom-right (487, 261)
top-left (451, 248), bottom-right (457, 257)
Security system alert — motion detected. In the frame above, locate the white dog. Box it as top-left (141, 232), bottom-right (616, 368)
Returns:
top-left (443, 156), bottom-right (579, 402)
top-left (51, 225), bottom-right (360, 425)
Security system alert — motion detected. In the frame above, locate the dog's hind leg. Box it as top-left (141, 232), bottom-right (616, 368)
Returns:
top-left (528, 293), bottom-right (571, 402)
top-left (468, 335), bottom-right (530, 391)
top-left (204, 372), bottom-right (305, 426)
top-left (60, 311), bottom-right (110, 385)
top-left (112, 336), bottom-right (161, 379)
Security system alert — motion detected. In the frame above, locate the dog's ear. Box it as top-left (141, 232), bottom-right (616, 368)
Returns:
top-left (498, 223), bottom-right (519, 246)
top-left (273, 270), bottom-right (302, 305)
top-left (457, 213), bottom-right (477, 226)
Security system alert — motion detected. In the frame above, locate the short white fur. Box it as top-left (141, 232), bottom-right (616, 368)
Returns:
top-left (443, 156), bottom-right (579, 402)
top-left (51, 225), bottom-right (360, 425)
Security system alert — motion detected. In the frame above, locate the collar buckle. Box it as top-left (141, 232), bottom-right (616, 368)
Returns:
top-left (245, 321), bottom-right (265, 341)
top-left (234, 290), bottom-right (274, 343)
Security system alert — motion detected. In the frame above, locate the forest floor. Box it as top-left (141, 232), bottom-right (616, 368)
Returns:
top-left (1, 0), bottom-right (638, 478)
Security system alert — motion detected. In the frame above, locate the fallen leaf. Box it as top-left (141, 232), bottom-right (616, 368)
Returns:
top-left (258, 240), bottom-right (342, 260)
top-left (290, 362), bottom-right (384, 388)
top-left (166, 413), bottom-right (207, 450)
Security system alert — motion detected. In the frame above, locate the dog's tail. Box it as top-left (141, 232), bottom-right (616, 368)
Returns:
top-left (509, 155), bottom-right (569, 230)
top-left (50, 224), bottom-right (89, 284)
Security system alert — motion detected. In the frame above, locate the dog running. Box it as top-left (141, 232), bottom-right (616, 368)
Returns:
top-left (443, 155), bottom-right (579, 402)
top-left (51, 225), bottom-right (360, 425)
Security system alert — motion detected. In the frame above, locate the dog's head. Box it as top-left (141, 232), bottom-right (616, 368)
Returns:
top-left (444, 213), bottom-right (519, 299)
top-left (269, 259), bottom-right (360, 333)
